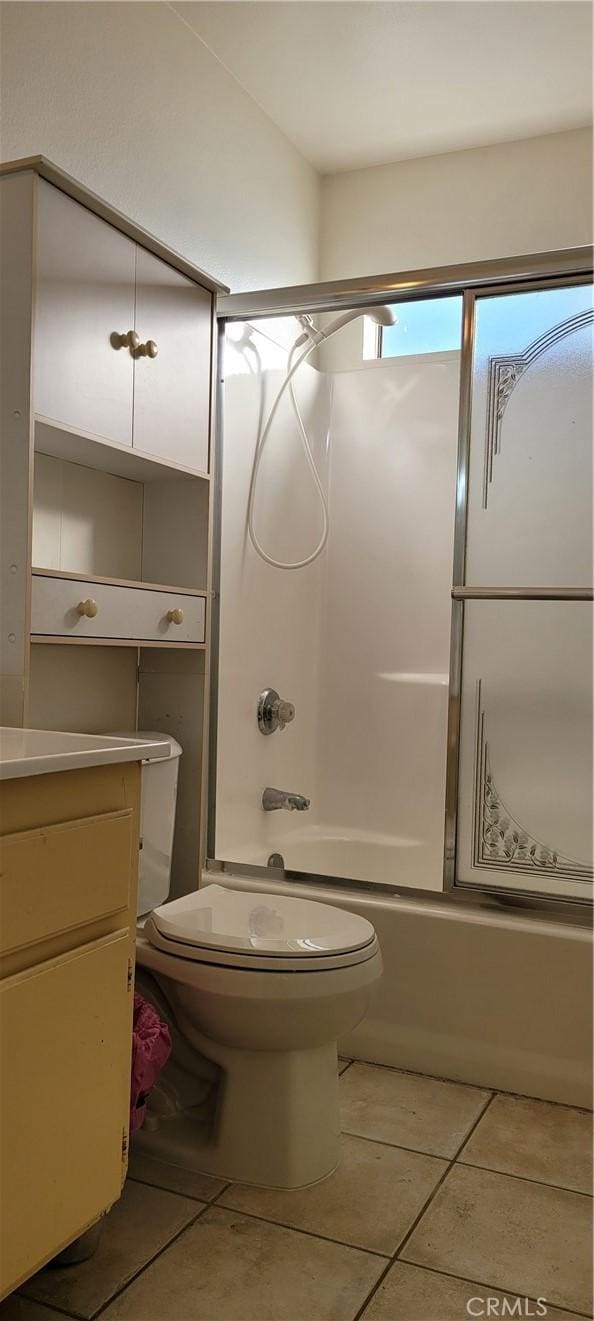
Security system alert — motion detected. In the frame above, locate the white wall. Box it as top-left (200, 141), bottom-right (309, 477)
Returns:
top-left (216, 328), bottom-right (330, 864)
top-left (320, 128), bottom-right (593, 281)
top-left (0, 1), bottom-right (319, 291)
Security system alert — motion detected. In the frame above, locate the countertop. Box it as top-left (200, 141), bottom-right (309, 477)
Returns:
top-left (0, 727), bottom-right (171, 780)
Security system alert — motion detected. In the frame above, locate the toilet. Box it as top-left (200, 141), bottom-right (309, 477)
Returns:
top-left (131, 733), bottom-right (382, 1189)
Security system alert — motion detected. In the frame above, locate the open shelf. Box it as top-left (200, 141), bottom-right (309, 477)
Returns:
top-left (35, 417), bottom-right (211, 484)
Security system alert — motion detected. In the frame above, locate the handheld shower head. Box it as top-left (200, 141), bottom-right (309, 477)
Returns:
top-left (318, 304), bottom-right (397, 340)
top-left (293, 303), bottom-right (396, 348)
top-left (369, 306), bottom-right (397, 327)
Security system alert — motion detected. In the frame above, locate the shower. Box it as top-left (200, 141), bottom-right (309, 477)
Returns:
top-left (246, 304), bottom-right (397, 571)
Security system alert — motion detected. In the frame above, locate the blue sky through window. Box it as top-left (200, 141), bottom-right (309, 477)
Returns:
top-left (379, 295), bottom-right (463, 357)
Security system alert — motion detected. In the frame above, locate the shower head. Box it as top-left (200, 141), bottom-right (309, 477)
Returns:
top-left (294, 303), bottom-right (397, 348)
top-left (368, 306), bottom-right (397, 327)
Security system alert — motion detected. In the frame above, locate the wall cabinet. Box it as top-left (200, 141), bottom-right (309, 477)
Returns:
top-left (1, 158), bottom-right (224, 1067)
top-left (34, 181), bottom-right (137, 451)
top-left (34, 181), bottom-right (212, 474)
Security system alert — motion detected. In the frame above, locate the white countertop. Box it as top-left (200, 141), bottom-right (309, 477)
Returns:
top-left (0, 727), bottom-right (172, 780)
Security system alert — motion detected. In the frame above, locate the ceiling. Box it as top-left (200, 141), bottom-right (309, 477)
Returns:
top-left (172, 1), bottom-right (593, 173)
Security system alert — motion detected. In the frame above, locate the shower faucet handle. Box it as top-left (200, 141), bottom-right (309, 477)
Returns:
top-left (258, 688), bottom-right (296, 735)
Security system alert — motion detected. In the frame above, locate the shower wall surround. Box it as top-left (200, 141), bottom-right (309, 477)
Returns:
top-left (216, 331), bottom-right (459, 889)
top-left (216, 334), bottom-right (330, 865)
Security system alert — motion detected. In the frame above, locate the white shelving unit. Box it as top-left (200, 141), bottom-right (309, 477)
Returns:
top-left (0, 156), bottom-right (227, 893)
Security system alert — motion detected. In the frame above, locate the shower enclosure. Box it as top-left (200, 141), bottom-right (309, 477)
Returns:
top-left (208, 251), bottom-right (593, 915)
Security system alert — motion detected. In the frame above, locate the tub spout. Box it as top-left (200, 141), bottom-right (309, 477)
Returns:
top-left (262, 787), bottom-right (310, 812)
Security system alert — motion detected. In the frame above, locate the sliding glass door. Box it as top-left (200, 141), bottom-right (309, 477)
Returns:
top-left (454, 282), bottom-right (593, 901)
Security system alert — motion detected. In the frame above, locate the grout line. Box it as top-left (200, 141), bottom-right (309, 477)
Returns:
top-left (90, 1200), bottom-right (212, 1319)
top-left (16, 1300), bottom-right (80, 1321)
top-left (347, 1058), bottom-right (594, 1114)
top-left (390, 1259), bottom-right (594, 1321)
top-left (456, 1157), bottom-right (594, 1199)
top-left (203, 1179), bottom-right (232, 1205)
top-left (338, 1059), bottom-right (355, 1077)
top-left (346, 1057), bottom-right (496, 1096)
top-left (211, 1198), bottom-right (391, 1260)
top-left (350, 1092), bottom-right (497, 1321)
top-left (126, 1171), bottom-right (227, 1204)
top-left (340, 1127), bottom-right (476, 1162)
top-left (349, 1255), bottom-right (397, 1321)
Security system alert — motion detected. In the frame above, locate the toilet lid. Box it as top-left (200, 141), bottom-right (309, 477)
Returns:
top-left (149, 884), bottom-right (375, 959)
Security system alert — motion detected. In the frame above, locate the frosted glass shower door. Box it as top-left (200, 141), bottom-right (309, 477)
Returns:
top-left (465, 284), bottom-right (593, 587)
top-left (456, 283), bottom-right (593, 901)
top-left (457, 601), bottom-right (593, 899)
top-left (313, 351), bottom-right (460, 890)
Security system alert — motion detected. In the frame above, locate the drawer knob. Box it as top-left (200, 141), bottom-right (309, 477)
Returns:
top-left (77, 598), bottom-right (98, 618)
top-left (167, 607), bottom-right (184, 625)
top-left (136, 339), bottom-right (159, 359)
top-left (110, 330), bottom-right (139, 352)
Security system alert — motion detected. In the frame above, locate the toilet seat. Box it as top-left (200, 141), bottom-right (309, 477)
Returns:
top-left (145, 883), bottom-right (378, 973)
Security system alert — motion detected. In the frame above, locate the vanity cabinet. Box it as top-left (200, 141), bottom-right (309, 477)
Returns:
top-left (0, 757), bottom-right (141, 1301)
top-left (34, 180), bottom-right (212, 474)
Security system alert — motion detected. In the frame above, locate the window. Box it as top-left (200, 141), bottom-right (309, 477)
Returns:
top-left (364, 295), bottom-right (463, 359)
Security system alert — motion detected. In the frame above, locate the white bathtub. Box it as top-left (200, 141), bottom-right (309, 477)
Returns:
top-left (206, 866), bottom-right (593, 1110)
top-left (233, 823), bottom-right (434, 889)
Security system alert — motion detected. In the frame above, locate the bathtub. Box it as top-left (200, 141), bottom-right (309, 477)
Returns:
top-left (205, 865), bottom-right (593, 1110)
top-left (231, 824), bottom-right (434, 889)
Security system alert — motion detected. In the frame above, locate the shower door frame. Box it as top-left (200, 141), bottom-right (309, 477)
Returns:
top-left (209, 246), bottom-right (593, 922)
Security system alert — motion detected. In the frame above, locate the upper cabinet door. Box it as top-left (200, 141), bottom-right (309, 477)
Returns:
top-left (465, 283), bottom-right (594, 589)
top-left (133, 246), bottom-right (212, 472)
top-left (34, 181), bottom-right (136, 448)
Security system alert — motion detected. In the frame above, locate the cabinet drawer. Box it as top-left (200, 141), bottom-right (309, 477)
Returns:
top-left (0, 809), bottom-right (133, 956)
top-left (0, 932), bottom-right (131, 1296)
top-left (31, 573), bottom-right (206, 644)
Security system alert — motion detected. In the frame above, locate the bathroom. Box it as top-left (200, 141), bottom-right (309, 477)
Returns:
top-left (0, 2), bottom-right (592, 1318)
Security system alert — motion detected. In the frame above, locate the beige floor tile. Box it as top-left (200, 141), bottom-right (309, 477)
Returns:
top-left (21, 1180), bottom-right (204, 1319)
top-left (460, 1093), bottom-right (594, 1193)
top-left (338, 1058), bottom-right (353, 1075)
top-left (127, 1149), bottom-right (226, 1201)
top-left (340, 1063), bottom-right (491, 1157)
top-left (402, 1163), bottom-right (594, 1315)
top-left (0, 1301), bottom-right (67, 1321)
top-left (360, 1261), bottom-right (589, 1321)
top-left (220, 1132), bottom-right (446, 1254)
top-left (100, 1206), bottom-right (385, 1321)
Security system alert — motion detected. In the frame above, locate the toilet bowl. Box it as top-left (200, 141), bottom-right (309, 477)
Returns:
top-left (136, 885), bottom-right (381, 1188)
top-left (127, 733), bottom-right (382, 1188)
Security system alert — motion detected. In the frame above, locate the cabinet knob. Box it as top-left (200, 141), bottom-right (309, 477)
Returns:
top-left (77, 598), bottom-right (98, 618)
top-left (110, 330), bottom-right (139, 351)
top-left (167, 607), bottom-right (184, 625)
top-left (135, 339), bottom-right (159, 359)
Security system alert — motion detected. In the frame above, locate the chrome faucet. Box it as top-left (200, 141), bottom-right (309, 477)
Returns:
top-left (262, 787), bottom-right (310, 812)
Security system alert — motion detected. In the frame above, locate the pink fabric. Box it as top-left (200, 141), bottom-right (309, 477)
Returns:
top-left (130, 992), bottom-right (172, 1135)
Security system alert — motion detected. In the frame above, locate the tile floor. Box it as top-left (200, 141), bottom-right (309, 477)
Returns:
top-left (2, 1061), bottom-right (592, 1321)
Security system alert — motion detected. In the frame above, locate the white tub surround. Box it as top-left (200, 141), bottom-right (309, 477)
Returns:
top-left (209, 870), bottom-right (593, 1111)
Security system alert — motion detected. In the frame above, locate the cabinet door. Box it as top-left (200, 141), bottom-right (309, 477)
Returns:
top-left (0, 932), bottom-right (131, 1297)
top-left (34, 181), bottom-right (136, 448)
top-left (133, 246), bottom-right (212, 472)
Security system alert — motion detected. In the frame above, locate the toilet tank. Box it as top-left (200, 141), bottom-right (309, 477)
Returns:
top-left (118, 731), bottom-right (182, 916)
